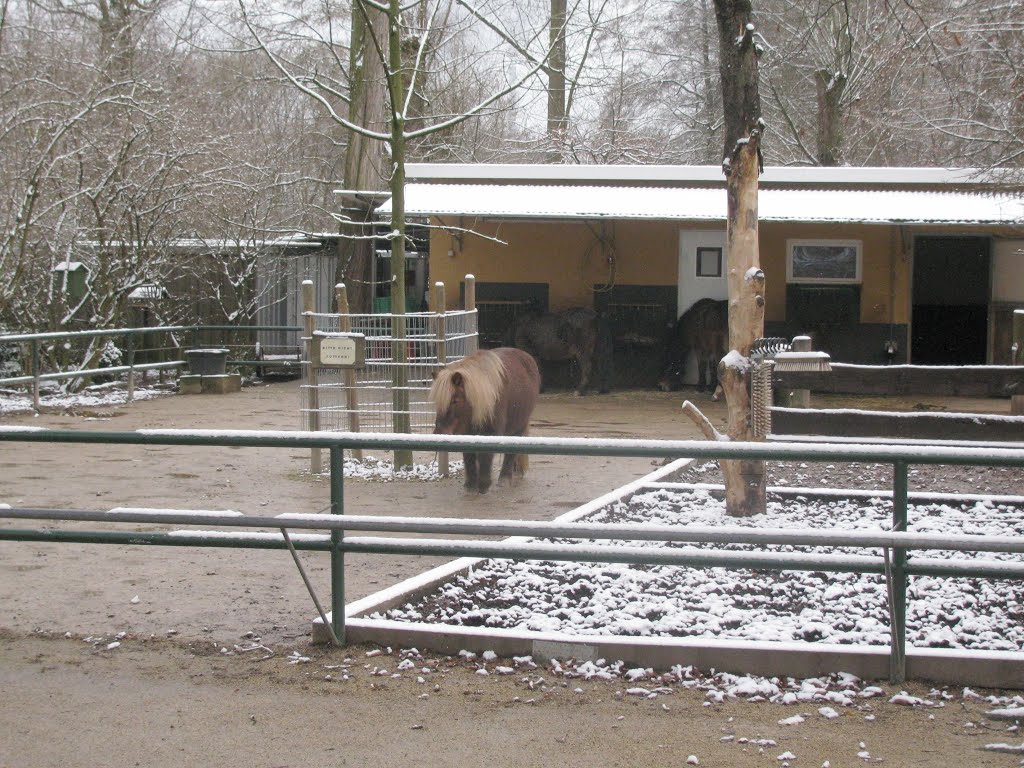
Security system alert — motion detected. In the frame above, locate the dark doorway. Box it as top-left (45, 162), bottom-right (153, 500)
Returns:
top-left (912, 236), bottom-right (990, 365)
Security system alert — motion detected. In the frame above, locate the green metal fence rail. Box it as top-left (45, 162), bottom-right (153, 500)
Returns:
top-left (2, 426), bottom-right (1024, 683)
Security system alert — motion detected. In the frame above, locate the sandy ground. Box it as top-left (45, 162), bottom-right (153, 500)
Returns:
top-left (2, 381), bottom-right (1022, 767)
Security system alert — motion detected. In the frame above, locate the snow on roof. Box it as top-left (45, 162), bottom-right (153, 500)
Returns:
top-left (73, 233), bottom-right (340, 252)
top-left (377, 183), bottom-right (1024, 225)
top-left (52, 261), bottom-right (86, 272)
top-left (404, 163), bottom-right (1003, 186)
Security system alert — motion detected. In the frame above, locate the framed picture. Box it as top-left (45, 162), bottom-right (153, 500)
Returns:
top-left (787, 240), bottom-right (861, 283)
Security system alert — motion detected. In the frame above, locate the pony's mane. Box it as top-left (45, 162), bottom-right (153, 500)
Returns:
top-left (431, 350), bottom-right (507, 429)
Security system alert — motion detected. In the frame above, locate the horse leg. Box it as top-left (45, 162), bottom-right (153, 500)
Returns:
top-left (498, 452), bottom-right (528, 484)
top-left (463, 452), bottom-right (479, 492)
top-left (575, 352), bottom-right (593, 396)
top-left (475, 452), bottom-right (495, 493)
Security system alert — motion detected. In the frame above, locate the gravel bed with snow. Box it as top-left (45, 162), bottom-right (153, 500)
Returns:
top-left (379, 461), bottom-right (1024, 652)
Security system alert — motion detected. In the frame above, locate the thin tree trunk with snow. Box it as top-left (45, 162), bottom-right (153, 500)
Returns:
top-left (387, 0), bottom-right (413, 469)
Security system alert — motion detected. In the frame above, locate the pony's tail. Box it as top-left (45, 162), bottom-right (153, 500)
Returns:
top-left (513, 423), bottom-right (531, 475)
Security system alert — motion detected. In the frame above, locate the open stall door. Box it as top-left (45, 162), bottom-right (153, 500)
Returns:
top-left (911, 236), bottom-right (990, 364)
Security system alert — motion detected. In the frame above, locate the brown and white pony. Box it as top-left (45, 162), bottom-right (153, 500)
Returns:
top-left (430, 347), bottom-right (541, 493)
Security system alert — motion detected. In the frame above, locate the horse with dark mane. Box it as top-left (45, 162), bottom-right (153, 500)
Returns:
top-left (430, 347), bottom-right (541, 494)
top-left (507, 307), bottom-right (613, 396)
top-left (657, 298), bottom-right (728, 397)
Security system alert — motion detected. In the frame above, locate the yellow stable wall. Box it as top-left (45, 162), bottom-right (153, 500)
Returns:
top-left (430, 216), bottom-right (911, 325)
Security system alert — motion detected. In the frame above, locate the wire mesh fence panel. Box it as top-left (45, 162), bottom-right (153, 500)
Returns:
top-left (301, 310), bottom-right (477, 434)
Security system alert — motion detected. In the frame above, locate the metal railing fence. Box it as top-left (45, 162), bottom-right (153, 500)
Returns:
top-left (2, 425), bottom-right (1024, 682)
top-left (0, 324), bottom-right (303, 407)
top-left (301, 309), bottom-right (477, 434)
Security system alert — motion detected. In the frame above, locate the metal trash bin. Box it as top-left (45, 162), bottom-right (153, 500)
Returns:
top-left (184, 348), bottom-right (229, 376)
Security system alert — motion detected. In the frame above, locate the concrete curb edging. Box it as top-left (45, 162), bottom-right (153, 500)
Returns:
top-left (315, 456), bottom-right (1024, 687)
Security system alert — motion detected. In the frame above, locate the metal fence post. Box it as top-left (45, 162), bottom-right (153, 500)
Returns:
top-left (31, 339), bottom-right (41, 410)
top-left (125, 332), bottom-right (136, 401)
top-left (330, 445), bottom-right (346, 645)
top-left (890, 459), bottom-right (909, 683)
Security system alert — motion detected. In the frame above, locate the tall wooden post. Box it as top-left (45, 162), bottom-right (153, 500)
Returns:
top-left (464, 274), bottom-right (477, 352)
top-left (336, 283), bottom-right (362, 460)
top-left (715, 0), bottom-right (766, 517)
top-left (776, 335), bottom-right (812, 409)
top-left (303, 280), bottom-right (322, 474)
top-left (432, 281), bottom-right (449, 476)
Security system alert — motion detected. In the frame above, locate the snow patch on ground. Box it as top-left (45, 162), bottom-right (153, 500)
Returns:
top-left (0, 382), bottom-right (174, 415)
top-left (378, 485), bottom-right (1024, 651)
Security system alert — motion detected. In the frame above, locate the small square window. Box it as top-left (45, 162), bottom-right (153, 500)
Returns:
top-left (696, 247), bottom-right (723, 278)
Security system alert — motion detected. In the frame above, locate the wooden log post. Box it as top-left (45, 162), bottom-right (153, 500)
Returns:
top-left (303, 280), bottom-right (322, 475)
top-left (336, 283), bottom-right (362, 460)
top-left (712, 122), bottom-right (767, 518)
top-left (432, 281), bottom-right (449, 477)
top-left (710, 0), bottom-right (766, 517)
top-left (465, 273), bottom-right (477, 351)
top-left (775, 335), bottom-right (812, 408)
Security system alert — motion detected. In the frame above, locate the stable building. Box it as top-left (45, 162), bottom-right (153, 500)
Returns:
top-left (378, 164), bottom-right (1024, 382)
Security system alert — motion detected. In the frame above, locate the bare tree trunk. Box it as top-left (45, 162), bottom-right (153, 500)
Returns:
top-left (715, 0), bottom-right (766, 517)
top-left (387, 0), bottom-right (412, 469)
top-left (815, 68), bottom-right (847, 166)
top-left (98, 0), bottom-right (135, 80)
top-left (699, 0), bottom-right (720, 163)
top-left (547, 0), bottom-right (568, 156)
top-left (336, 3), bottom-right (389, 314)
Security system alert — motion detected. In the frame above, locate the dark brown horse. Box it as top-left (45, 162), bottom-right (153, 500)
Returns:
top-left (430, 347), bottom-right (541, 493)
top-left (506, 307), bottom-right (613, 395)
top-left (658, 298), bottom-right (728, 396)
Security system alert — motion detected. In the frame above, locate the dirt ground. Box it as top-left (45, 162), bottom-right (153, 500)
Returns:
top-left (2, 381), bottom-right (1023, 768)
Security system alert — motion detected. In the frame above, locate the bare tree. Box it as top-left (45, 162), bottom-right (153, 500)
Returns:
top-left (238, 0), bottom-right (552, 463)
top-left (906, 0), bottom-right (1024, 170)
top-left (757, 0), bottom-right (909, 166)
top-left (0, 1), bottom-right (336, 383)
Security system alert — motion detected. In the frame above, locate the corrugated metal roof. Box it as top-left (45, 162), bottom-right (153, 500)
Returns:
top-left (378, 183), bottom-right (1024, 225)
top-left (404, 163), bottom-right (1001, 186)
